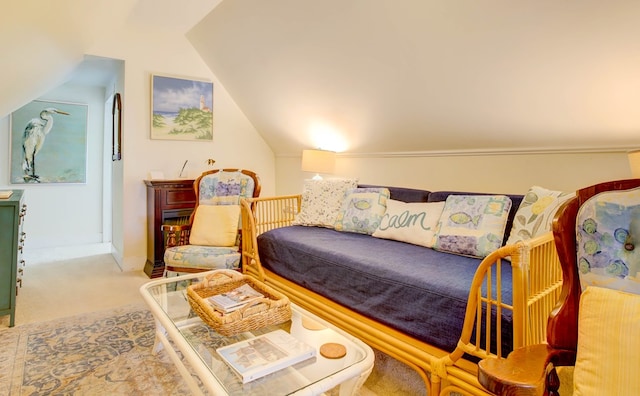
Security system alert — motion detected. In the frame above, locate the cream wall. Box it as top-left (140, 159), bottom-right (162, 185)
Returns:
top-left (276, 151), bottom-right (633, 196)
top-left (87, 24), bottom-right (275, 271)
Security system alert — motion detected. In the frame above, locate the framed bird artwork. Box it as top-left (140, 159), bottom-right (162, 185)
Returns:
top-left (9, 99), bottom-right (88, 184)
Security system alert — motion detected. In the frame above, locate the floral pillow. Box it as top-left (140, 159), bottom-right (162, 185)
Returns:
top-left (506, 186), bottom-right (575, 246)
top-left (434, 195), bottom-right (512, 258)
top-left (292, 178), bottom-right (358, 228)
top-left (575, 187), bottom-right (640, 294)
top-left (372, 200), bottom-right (445, 247)
top-left (334, 188), bottom-right (390, 234)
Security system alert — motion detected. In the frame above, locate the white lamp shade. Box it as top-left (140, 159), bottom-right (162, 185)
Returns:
top-left (629, 150), bottom-right (640, 178)
top-left (301, 149), bottom-right (336, 175)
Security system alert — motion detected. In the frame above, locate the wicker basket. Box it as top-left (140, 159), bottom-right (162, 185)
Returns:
top-left (187, 269), bottom-right (292, 336)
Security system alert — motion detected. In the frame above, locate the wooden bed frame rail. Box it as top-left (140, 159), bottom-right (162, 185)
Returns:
top-left (240, 196), bottom-right (562, 396)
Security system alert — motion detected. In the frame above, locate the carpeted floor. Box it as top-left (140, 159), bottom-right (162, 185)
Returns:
top-left (0, 302), bottom-right (425, 395)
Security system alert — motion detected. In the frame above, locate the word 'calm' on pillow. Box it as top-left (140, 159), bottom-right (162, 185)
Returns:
top-left (434, 195), bottom-right (512, 258)
top-left (334, 188), bottom-right (390, 234)
top-left (506, 185), bottom-right (575, 246)
top-left (573, 286), bottom-right (640, 395)
top-left (372, 200), bottom-right (445, 247)
top-left (189, 204), bottom-right (240, 247)
top-left (292, 178), bottom-right (358, 228)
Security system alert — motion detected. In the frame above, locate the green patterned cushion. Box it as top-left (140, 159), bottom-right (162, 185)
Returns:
top-left (506, 185), bottom-right (574, 245)
top-left (335, 188), bottom-right (390, 234)
top-left (434, 195), bottom-right (512, 258)
top-left (576, 187), bottom-right (640, 294)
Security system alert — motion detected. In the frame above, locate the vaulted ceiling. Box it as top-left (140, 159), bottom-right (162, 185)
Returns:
top-left (188, 0), bottom-right (640, 155)
top-left (4, 1), bottom-right (640, 157)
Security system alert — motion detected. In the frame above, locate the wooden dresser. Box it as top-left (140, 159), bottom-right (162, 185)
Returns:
top-left (144, 179), bottom-right (196, 278)
top-left (0, 190), bottom-right (26, 327)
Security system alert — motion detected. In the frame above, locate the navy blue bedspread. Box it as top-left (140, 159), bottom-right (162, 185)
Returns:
top-left (258, 225), bottom-right (514, 353)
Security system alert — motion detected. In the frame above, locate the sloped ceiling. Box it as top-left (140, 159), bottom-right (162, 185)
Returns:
top-left (0, 0), bottom-right (138, 117)
top-left (188, 0), bottom-right (640, 155)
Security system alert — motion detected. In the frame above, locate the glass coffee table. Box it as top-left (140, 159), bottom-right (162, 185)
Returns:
top-left (140, 271), bottom-right (374, 395)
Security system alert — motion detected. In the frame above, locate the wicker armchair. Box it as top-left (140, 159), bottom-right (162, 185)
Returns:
top-left (162, 169), bottom-right (261, 276)
top-left (477, 179), bottom-right (640, 396)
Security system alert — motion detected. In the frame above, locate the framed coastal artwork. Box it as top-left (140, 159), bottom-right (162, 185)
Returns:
top-left (151, 74), bottom-right (214, 141)
top-left (9, 100), bottom-right (88, 184)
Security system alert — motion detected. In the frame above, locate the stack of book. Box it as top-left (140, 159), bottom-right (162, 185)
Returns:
top-left (208, 283), bottom-right (265, 314)
top-left (217, 329), bottom-right (317, 383)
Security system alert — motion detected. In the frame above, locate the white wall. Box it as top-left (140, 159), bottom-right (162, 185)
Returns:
top-left (276, 151), bottom-right (633, 196)
top-left (87, 23), bottom-right (275, 271)
top-left (0, 83), bottom-right (106, 250)
top-left (0, 20), bottom-right (276, 272)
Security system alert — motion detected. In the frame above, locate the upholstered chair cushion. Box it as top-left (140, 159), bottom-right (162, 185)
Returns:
top-left (335, 187), bottom-right (390, 235)
top-left (573, 286), bottom-right (640, 395)
top-left (576, 187), bottom-right (640, 294)
top-left (373, 200), bottom-right (445, 247)
top-left (434, 195), bottom-right (512, 258)
top-left (164, 245), bottom-right (241, 271)
top-left (198, 170), bottom-right (256, 205)
top-left (189, 205), bottom-right (241, 247)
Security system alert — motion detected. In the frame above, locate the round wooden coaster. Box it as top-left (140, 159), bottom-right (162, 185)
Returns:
top-left (320, 342), bottom-right (347, 359)
top-left (301, 317), bottom-right (326, 331)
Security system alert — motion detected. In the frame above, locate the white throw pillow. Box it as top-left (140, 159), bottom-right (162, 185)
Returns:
top-left (373, 200), bottom-right (445, 247)
top-left (293, 178), bottom-right (358, 228)
top-left (189, 205), bottom-right (240, 247)
top-left (506, 186), bottom-right (575, 245)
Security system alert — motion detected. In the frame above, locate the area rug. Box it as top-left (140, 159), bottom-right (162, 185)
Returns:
top-left (0, 303), bottom-right (425, 395)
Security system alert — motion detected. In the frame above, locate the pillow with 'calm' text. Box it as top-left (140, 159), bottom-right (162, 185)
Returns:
top-left (373, 200), bottom-right (445, 248)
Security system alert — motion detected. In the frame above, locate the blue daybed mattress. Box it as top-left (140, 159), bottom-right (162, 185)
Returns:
top-left (257, 225), bottom-right (514, 353)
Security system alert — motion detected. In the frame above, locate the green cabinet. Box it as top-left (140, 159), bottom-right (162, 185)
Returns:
top-left (0, 190), bottom-right (25, 327)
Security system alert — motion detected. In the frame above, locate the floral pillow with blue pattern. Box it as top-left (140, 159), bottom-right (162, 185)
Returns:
top-left (199, 171), bottom-right (255, 205)
top-left (334, 188), bottom-right (390, 235)
top-left (576, 187), bottom-right (640, 294)
top-left (434, 195), bottom-right (512, 258)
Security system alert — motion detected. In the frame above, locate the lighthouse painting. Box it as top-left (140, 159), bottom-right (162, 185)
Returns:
top-left (151, 74), bottom-right (214, 141)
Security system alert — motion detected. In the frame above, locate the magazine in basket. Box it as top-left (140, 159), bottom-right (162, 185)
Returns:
top-left (217, 329), bottom-right (316, 383)
top-left (208, 283), bottom-right (264, 314)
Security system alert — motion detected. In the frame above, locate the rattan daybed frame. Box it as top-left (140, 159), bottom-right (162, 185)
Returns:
top-left (239, 195), bottom-right (563, 396)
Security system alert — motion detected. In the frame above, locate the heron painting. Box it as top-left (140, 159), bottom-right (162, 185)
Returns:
top-left (10, 100), bottom-right (88, 184)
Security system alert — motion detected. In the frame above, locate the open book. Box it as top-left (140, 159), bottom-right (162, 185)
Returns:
top-left (207, 283), bottom-right (264, 314)
top-left (217, 329), bottom-right (317, 383)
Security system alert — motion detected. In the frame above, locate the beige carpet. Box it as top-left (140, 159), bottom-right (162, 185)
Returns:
top-left (0, 302), bottom-right (425, 395)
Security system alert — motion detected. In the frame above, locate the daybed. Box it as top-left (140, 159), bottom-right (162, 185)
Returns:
top-left (240, 181), bottom-right (568, 396)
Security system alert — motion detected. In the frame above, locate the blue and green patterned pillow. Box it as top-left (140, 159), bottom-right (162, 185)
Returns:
top-left (576, 187), bottom-right (640, 294)
top-left (434, 195), bottom-right (512, 258)
top-left (334, 188), bottom-right (390, 235)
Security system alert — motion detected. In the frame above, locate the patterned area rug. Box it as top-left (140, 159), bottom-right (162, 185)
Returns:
top-left (0, 304), bottom-right (193, 395)
top-left (0, 303), bottom-right (425, 395)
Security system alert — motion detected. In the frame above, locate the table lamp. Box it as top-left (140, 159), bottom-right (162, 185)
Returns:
top-left (301, 149), bottom-right (336, 180)
top-left (628, 150), bottom-right (640, 178)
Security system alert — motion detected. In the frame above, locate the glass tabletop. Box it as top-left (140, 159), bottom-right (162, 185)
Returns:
top-left (141, 272), bottom-right (371, 396)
